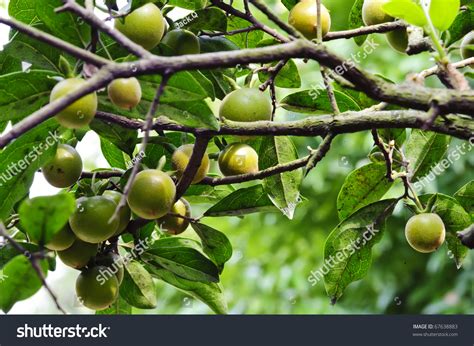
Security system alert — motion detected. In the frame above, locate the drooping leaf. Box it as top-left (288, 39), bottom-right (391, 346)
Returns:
top-left (382, 0), bottom-right (427, 27)
top-left (258, 60), bottom-right (301, 89)
top-left (120, 261), bottom-right (157, 309)
top-left (258, 137), bottom-right (303, 219)
top-left (349, 0), bottom-right (368, 46)
top-left (143, 237), bottom-right (220, 283)
top-left (0, 255), bottom-right (48, 312)
top-left (324, 199), bottom-right (397, 303)
top-left (404, 130), bottom-right (451, 181)
top-left (337, 163), bottom-right (394, 221)
top-left (146, 265), bottom-right (228, 314)
top-left (430, 0), bottom-right (460, 31)
top-left (454, 181), bottom-right (474, 217)
top-left (191, 223), bottom-right (233, 269)
top-left (0, 120), bottom-right (59, 220)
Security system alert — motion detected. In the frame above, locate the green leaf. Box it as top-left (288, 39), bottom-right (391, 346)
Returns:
top-left (0, 255), bottom-right (48, 312)
top-left (120, 261), bottom-right (157, 309)
top-left (404, 130), bottom-right (451, 181)
top-left (280, 89), bottom-right (361, 114)
top-left (96, 296), bottom-right (132, 315)
top-left (146, 265), bottom-right (228, 314)
top-left (18, 194), bottom-right (76, 245)
top-left (143, 237), bottom-right (220, 283)
top-left (281, 0), bottom-right (298, 11)
top-left (0, 120), bottom-right (59, 221)
top-left (349, 0), bottom-right (368, 46)
top-left (258, 60), bottom-right (301, 89)
top-left (167, 0), bottom-right (207, 10)
top-left (420, 194), bottom-right (471, 268)
top-left (90, 118), bottom-right (137, 157)
top-left (0, 71), bottom-right (59, 124)
top-left (454, 181), bottom-right (474, 216)
top-left (383, 0), bottom-right (427, 27)
top-left (100, 137), bottom-right (129, 170)
top-left (324, 199), bottom-right (397, 303)
top-left (226, 16), bottom-right (264, 49)
top-left (191, 223), bottom-right (233, 269)
top-left (0, 243), bottom-right (56, 271)
top-left (337, 163), bottom-right (394, 221)
top-left (430, 0), bottom-right (460, 31)
top-left (181, 8), bottom-right (227, 33)
top-left (184, 184), bottom-right (234, 204)
top-left (446, 4), bottom-right (474, 46)
top-left (204, 185), bottom-right (277, 217)
top-left (259, 137), bottom-right (303, 219)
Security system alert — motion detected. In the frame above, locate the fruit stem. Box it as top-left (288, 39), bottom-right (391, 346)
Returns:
top-left (420, 1), bottom-right (447, 62)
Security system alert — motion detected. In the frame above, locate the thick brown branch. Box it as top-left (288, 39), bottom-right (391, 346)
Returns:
top-left (95, 110), bottom-right (473, 141)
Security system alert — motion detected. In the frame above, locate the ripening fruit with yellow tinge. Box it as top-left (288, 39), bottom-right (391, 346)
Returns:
top-left (288, 0), bottom-right (331, 39)
top-left (172, 144), bottom-right (210, 184)
top-left (158, 199), bottom-right (191, 235)
top-left (108, 78), bottom-right (142, 109)
top-left (50, 78), bottom-right (98, 129)
top-left (405, 213), bottom-right (446, 253)
top-left (362, 0), bottom-right (393, 26)
top-left (386, 29), bottom-right (408, 53)
top-left (218, 143), bottom-right (259, 176)
top-left (127, 169), bottom-right (176, 220)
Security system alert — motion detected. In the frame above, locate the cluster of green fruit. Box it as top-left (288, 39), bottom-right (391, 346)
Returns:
top-left (44, 79), bottom-right (272, 310)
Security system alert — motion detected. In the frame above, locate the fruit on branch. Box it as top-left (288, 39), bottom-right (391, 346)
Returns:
top-left (103, 190), bottom-right (131, 235)
top-left (387, 29), bottom-right (408, 53)
top-left (219, 88), bottom-right (272, 122)
top-left (288, 0), bottom-right (331, 39)
top-left (157, 198), bottom-right (191, 235)
top-left (96, 252), bottom-right (124, 285)
top-left (108, 78), bottom-right (142, 109)
top-left (218, 143), bottom-right (259, 176)
top-left (76, 266), bottom-right (119, 310)
top-left (405, 213), bottom-right (446, 253)
top-left (57, 239), bottom-right (98, 269)
top-left (127, 169), bottom-right (176, 220)
top-left (49, 78), bottom-right (98, 129)
top-left (461, 31), bottom-right (474, 66)
top-left (42, 144), bottom-right (83, 188)
top-left (114, 3), bottom-right (165, 50)
top-left (172, 144), bottom-right (210, 184)
top-left (45, 223), bottom-right (76, 251)
top-left (161, 29), bottom-right (201, 55)
top-left (362, 0), bottom-right (393, 26)
top-left (69, 196), bottom-right (120, 244)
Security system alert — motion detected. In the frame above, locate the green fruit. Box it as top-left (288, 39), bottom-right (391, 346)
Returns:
top-left (362, 0), bottom-right (393, 26)
top-left (161, 29), bottom-right (200, 55)
top-left (42, 144), bottom-right (83, 188)
top-left (45, 223), bottom-right (76, 251)
top-left (108, 78), bottom-right (142, 109)
top-left (387, 29), bottom-right (408, 53)
top-left (57, 239), bottom-right (98, 269)
top-left (75, 266), bottom-right (119, 310)
top-left (461, 31), bottom-right (474, 67)
top-left (218, 143), bottom-right (259, 176)
top-left (288, 0), bottom-right (331, 39)
top-left (69, 196), bottom-right (119, 244)
top-left (219, 88), bottom-right (272, 122)
top-left (172, 144), bottom-right (210, 184)
top-left (158, 198), bottom-right (191, 235)
top-left (114, 3), bottom-right (165, 50)
top-left (96, 252), bottom-right (124, 285)
top-left (50, 78), bottom-right (98, 129)
top-left (103, 190), bottom-right (131, 235)
top-left (405, 213), bottom-right (446, 253)
top-left (127, 169), bottom-right (176, 220)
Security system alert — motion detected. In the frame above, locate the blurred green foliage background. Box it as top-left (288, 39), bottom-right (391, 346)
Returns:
top-left (146, 0), bottom-right (474, 314)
